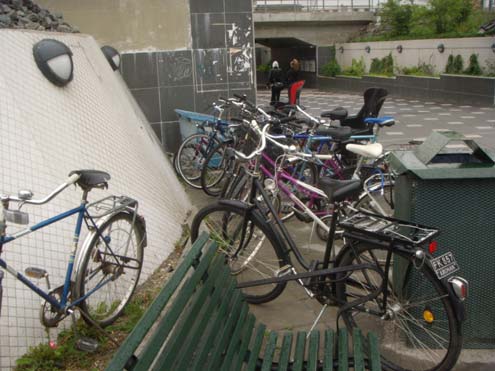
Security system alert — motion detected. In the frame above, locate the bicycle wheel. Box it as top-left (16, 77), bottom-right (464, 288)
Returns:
top-left (336, 242), bottom-right (462, 371)
top-left (354, 182), bottom-right (394, 216)
top-left (177, 133), bottom-right (220, 188)
top-left (200, 142), bottom-right (233, 197)
top-left (76, 212), bottom-right (144, 327)
top-left (190, 202), bottom-right (288, 304)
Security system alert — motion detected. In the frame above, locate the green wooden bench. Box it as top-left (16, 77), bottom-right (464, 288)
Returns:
top-left (106, 232), bottom-right (382, 371)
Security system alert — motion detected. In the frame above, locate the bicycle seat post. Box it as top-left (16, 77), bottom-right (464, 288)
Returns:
top-left (322, 203), bottom-right (341, 270)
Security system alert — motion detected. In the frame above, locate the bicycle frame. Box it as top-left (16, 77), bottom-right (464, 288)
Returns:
top-left (0, 203), bottom-right (119, 313)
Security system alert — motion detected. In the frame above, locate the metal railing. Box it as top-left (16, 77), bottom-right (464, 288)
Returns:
top-left (253, 0), bottom-right (389, 12)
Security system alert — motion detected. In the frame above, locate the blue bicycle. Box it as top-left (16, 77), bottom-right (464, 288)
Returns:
top-left (0, 170), bottom-right (146, 328)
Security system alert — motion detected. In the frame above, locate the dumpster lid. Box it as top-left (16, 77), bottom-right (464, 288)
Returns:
top-left (389, 131), bottom-right (495, 179)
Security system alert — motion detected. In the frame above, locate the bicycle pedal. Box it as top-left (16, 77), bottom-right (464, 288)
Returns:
top-left (75, 337), bottom-right (99, 352)
top-left (302, 260), bottom-right (319, 287)
top-left (25, 267), bottom-right (48, 279)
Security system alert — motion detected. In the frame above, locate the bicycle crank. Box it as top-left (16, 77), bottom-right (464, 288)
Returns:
top-left (40, 285), bottom-right (68, 328)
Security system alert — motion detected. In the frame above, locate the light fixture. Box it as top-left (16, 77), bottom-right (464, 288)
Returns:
top-left (101, 45), bottom-right (121, 71)
top-left (396, 45), bottom-right (403, 53)
top-left (33, 39), bottom-right (73, 87)
top-left (437, 43), bottom-right (445, 53)
top-left (339, 46), bottom-right (344, 53)
top-left (365, 46), bottom-right (371, 53)
top-left (492, 43), bottom-right (495, 53)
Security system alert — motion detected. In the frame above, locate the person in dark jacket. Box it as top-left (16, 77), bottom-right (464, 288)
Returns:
top-left (286, 58), bottom-right (300, 99)
top-left (266, 61), bottom-right (284, 105)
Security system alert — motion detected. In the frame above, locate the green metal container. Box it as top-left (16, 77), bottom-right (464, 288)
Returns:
top-left (389, 130), bottom-right (495, 349)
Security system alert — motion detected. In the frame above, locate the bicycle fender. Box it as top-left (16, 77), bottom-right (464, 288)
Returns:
top-left (218, 199), bottom-right (255, 212)
top-left (444, 278), bottom-right (467, 323)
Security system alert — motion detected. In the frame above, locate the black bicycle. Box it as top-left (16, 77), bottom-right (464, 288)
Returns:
top-left (190, 119), bottom-right (468, 371)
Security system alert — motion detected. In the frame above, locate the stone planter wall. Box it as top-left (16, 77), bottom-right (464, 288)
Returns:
top-left (318, 74), bottom-right (495, 106)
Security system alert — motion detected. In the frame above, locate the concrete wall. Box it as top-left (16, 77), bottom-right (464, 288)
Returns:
top-left (335, 37), bottom-right (495, 74)
top-left (37, 0), bottom-right (256, 154)
top-left (36, 0), bottom-right (191, 51)
top-left (0, 29), bottom-right (191, 370)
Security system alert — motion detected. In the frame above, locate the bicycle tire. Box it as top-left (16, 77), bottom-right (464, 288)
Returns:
top-left (76, 212), bottom-right (144, 327)
top-left (190, 202), bottom-right (288, 304)
top-left (354, 182), bottom-right (394, 216)
top-left (200, 142), bottom-right (234, 197)
top-left (335, 242), bottom-right (462, 371)
top-left (177, 133), bottom-right (220, 188)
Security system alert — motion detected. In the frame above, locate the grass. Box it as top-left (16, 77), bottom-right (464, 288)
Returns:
top-left (15, 224), bottom-right (191, 371)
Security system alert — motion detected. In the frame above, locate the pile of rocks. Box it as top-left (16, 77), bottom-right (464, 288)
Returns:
top-left (0, 0), bottom-right (78, 33)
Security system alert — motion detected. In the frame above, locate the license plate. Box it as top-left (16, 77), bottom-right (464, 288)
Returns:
top-left (431, 251), bottom-right (460, 280)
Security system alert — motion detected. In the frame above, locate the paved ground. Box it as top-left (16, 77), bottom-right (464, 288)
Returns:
top-left (257, 88), bottom-right (495, 151)
top-left (185, 89), bottom-right (495, 370)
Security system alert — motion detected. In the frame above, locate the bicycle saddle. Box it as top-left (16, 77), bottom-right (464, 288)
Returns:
top-left (320, 107), bottom-right (348, 121)
top-left (318, 177), bottom-right (362, 203)
top-left (68, 170), bottom-right (111, 190)
top-left (314, 126), bottom-right (352, 141)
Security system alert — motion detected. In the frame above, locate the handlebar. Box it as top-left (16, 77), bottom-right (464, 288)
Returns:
top-left (1, 174), bottom-right (81, 206)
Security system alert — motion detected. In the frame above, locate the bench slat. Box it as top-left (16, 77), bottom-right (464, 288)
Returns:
top-left (152, 255), bottom-right (225, 368)
top-left (353, 328), bottom-right (365, 371)
top-left (323, 329), bottom-right (334, 371)
top-left (307, 331), bottom-right (320, 371)
top-left (206, 290), bottom-right (245, 371)
top-left (105, 232), bottom-right (210, 371)
top-left (172, 263), bottom-right (232, 371)
top-left (292, 331), bottom-right (307, 371)
top-left (277, 332), bottom-right (293, 371)
top-left (220, 302), bottom-right (250, 371)
top-left (188, 278), bottom-right (238, 370)
top-left (135, 241), bottom-right (218, 370)
top-left (261, 331), bottom-right (278, 371)
top-left (231, 313), bottom-right (256, 371)
top-left (246, 324), bottom-right (266, 371)
top-left (338, 328), bottom-right (349, 371)
top-left (368, 332), bottom-right (382, 371)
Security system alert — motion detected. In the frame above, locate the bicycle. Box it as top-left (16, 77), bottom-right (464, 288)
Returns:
top-left (190, 120), bottom-right (468, 371)
top-left (0, 170), bottom-right (146, 330)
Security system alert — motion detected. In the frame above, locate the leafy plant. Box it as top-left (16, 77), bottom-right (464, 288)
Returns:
top-left (342, 58), bottom-right (366, 77)
top-left (485, 59), bottom-right (495, 77)
top-left (464, 54), bottom-right (483, 75)
top-left (368, 54), bottom-right (394, 76)
top-left (256, 63), bottom-right (270, 72)
top-left (320, 46), bottom-right (341, 77)
top-left (453, 55), bottom-right (464, 74)
top-left (401, 62), bottom-right (436, 76)
top-left (429, 0), bottom-right (472, 34)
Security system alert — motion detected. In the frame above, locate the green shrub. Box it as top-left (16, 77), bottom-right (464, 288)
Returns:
top-left (464, 54), bottom-right (482, 76)
top-left (321, 59), bottom-right (341, 77)
top-left (320, 46), bottom-right (341, 77)
top-left (380, 0), bottom-right (413, 37)
top-left (368, 54), bottom-right (394, 76)
top-left (429, 0), bottom-right (472, 34)
top-left (256, 63), bottom-right (270, 72)
top-left (453, 55), bottom-right (464, 74)
top-left (369, 58), bottom-right (383, 75)
top-left (485, 60), bottom-right (495, 77)
top-left (401, 62), bottom-right (435, 76)
top-left (342, 58), bottom-right (366, 77)
top-left (445, 55), bottom-right (455, 74)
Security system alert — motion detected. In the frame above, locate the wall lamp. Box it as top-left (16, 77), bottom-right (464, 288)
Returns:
top-left (339, 46), bottom-right (344, 53)
top-left (437, 43), bottom-right (445, 53)
top-left (365, 46), bottom-right (371, 53)
top-left (396, 45), bottom-right (403, 53)
top-left (101, 45), bottom-right (121, 71)
top-left (492, 43), bottom-right (495, 53)
top-left (33, 39), bottom-right (73, 87)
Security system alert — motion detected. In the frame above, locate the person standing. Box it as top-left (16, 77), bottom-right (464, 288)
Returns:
top-left (266, 61), bottom-right (284, 105)
top-left (286, 58), bottom-right (300, 99)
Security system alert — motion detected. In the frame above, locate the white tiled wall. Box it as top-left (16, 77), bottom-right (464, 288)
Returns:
top-left (0, 29), bottom-right (191, 370)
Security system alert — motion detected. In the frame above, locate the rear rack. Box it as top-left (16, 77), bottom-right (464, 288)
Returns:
top-left (339, 210), bottom-right (439, 247)
top-left (86, 195), bottom-right (138, 219)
